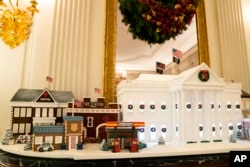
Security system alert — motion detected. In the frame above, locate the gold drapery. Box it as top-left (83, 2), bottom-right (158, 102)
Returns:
top-left (103, 0), bottom-right (210, 103)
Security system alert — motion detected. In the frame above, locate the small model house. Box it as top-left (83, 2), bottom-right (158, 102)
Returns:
top-left (117, 63), bottom-right (243, 145)
top-left (32, 116), bottom-right (83, 151)
top-left (10, 88), bottom-right (74, 135)
top-left (64, 116), bottom-right (84, 150)
top-left (105, 121), bottom-right (145, 151)
top-left (33, 125), bottom-right (65, 151)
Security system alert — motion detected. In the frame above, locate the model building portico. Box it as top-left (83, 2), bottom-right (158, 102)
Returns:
top-left (117, 63), bottom-right (243, 145)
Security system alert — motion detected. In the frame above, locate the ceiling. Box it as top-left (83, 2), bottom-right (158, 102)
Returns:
top-left (116, 7), bottom-right (198, 72)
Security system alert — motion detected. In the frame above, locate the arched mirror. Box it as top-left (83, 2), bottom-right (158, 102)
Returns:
top-left (103, 0), bottom-right (209, 103)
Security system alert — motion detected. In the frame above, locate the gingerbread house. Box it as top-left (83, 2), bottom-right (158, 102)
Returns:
top-left (10, 88), bottom-right (74, 135)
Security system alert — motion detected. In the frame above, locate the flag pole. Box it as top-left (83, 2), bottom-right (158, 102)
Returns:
top-left (72, 98), bottom-right (75, 117)
top-left (45, 76), bottom-right (48, 88)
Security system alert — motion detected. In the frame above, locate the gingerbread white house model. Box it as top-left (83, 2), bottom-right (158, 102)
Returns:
top-left (117, 63), bottom-right (243, 145)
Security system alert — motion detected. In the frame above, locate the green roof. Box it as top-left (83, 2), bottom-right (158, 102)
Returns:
top-left (33, 126), bottom-right (65, 134)
top-left (64, 116), bottom-right (83, 121)
top-left (11, 88), bottom-right (74, 103)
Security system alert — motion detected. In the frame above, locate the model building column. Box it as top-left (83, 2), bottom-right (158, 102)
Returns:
top-left (214, 90), bottom-right (222, 141)
top-left (182, 90), bottom-right (194, 143)
top-left (203, 91), bottom-right (212, 142)
top-left (220, 93), bottom-right (228, 141)
top-left (181, 89), bottom-right (187, 143)
top-left (178, 90), bottom-right (184, 145)
top-left (193, 90), bottom-right (199, 143)
top-left (171, 90), bottom-right (178, 144)
top-left (210, 90), bottom-right (216, 141)
top-left (197, 90), bottom-right (204, 141)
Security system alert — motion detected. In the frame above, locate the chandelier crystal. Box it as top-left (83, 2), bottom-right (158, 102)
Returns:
top-left (115, 68), bottom-right (127, 85)
top-left (0, 0), bottom-right (39, 49)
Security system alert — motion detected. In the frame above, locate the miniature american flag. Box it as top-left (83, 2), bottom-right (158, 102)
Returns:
top-left (172, 48), bottom-right (183, 59)
top-left (46, 76), bottom-right (53, 83)
top-left (94, 87), bottom-right (101, 94)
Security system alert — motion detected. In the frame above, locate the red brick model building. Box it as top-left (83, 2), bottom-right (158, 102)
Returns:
top-left (66, 98), bottom-right (120, 141)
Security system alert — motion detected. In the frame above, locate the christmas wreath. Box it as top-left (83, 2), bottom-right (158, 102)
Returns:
top-left (118, 0), bottom-right (201, 44)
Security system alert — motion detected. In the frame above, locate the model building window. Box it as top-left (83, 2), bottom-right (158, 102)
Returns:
top-left (55, 136), bottom-right (62, 144)
top-left (161, 126), bottom-right (167, 139)
top-left (227, 103), bottom-right (232, 111)
top-left (62, 109), bottom-right (66, 116)
top-left (26, 108), bottom-right (32, 117)
top-left (48, 108), bottom-right (54, 117)
top-left (42, 108), bottom-right (47, 117)
top-left (12, 124), bottom-right (19, 133)
top-left (161, 104), bottom-right (166, 111)
top-left (35, 108), bottom-right (40, 117)
top-left (57, 108), bottom-right (62, 117)
top-left (13, 108), bottom-right (20, 117)
top-left (35, 136), bottom-right (43, 145)
top-left (25, 123), bottom-right (31, 133)
top-left (138, 128), bottom-right (145, 141)
top-left (45, 136), bottom-right (53, 143)
top-left (236, 104), bottom-right (240, 111)
top-left (19, 123), bottom-right (25, 133)
top-left (128, 104), bottom-right (133, 112)
top-left (139, 104), bottom-right (145, 110)
top-left (20, 108), bottom-right (26, 117)
top-left (228, 123), bottom-right (233, 136)
top-left (150, 104), bottom-right (155, 110)
top-left (150, 125), bottom-right (156, 141)
top-left (87, 117), bottom-right (94, 127)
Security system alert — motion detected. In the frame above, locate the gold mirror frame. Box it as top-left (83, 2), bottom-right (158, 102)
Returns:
top-left (103, 0), bottom-right (209, 103)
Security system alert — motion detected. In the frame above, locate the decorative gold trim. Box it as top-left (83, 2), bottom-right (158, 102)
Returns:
top-left (103, 0), bottom-right (210, 103)
top-left (196, 0), bottom-right (210, 66)
top-left (103, 0), bottom-right (117, 104)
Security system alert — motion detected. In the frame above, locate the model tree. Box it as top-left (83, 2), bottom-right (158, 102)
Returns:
top-left (229, 134), bottom-right (236, 143)
top-left (24, 137), bottom-right (32, 151)
top-left (236, 129), bottom-right (245, 140)
top-left (100, 139), bottom-right (109, 151)
top-left (1, 129), bottom-right (14, 145)
top-left (158, 135), bottom-right (165, 145)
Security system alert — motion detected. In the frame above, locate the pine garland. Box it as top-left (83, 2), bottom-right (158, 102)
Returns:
top-left (118, 0), bottom-right (201, 44)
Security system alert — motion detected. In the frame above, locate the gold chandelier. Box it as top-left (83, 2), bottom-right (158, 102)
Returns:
top-left (0, 0), bottom-right (39, 49)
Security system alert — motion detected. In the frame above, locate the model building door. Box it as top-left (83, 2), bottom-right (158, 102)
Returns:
top-left (69, 136), bottom-right (78, 150)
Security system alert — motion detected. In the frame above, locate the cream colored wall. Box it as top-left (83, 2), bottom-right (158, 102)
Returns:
top-left (205, 0), bottom-right (250, 93)
top-left (241, 0), bottom-right (250, 74)
top-left (0, 0), bottom-right (106, 133)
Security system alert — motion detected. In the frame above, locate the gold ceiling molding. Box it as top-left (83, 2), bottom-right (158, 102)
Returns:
top-left (103, 0), bottom-right (210, 103)
top-left (0, 0), bottom-right (39, 49)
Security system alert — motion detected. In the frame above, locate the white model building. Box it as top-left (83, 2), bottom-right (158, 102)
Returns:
top-left (117, 63), bottom-right (243, 145)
